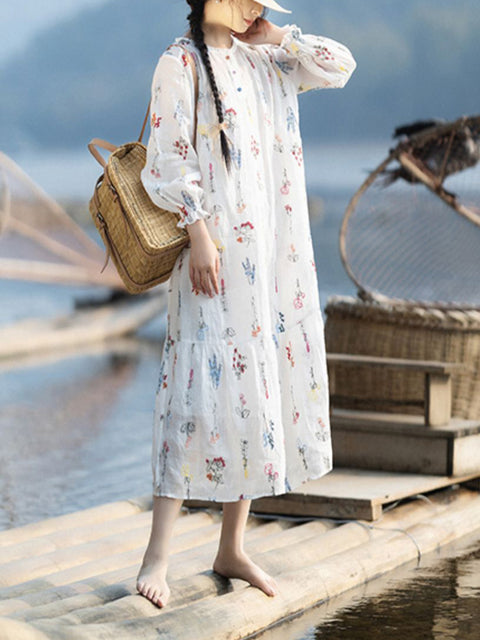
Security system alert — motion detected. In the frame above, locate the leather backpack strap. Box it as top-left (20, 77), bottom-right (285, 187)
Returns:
top-left (138, 44), bottom-right (199, 144)
top-left (188, 47), bottom-right (200, 143)
top-left (138, 102), bottom-right (151, 143)
top-left (88, 138), bottom-right (118, 168)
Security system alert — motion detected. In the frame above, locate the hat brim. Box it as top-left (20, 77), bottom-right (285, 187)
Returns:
top-left (258, 0), bottom-right (292, 14)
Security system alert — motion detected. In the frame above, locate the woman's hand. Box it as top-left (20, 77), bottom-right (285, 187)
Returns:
top-left (231, 17), bottom-right (289, 47)
top-left (186, 220), bottom-right (220, 298)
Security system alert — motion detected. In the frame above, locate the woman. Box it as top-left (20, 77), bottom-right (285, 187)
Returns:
top-left (137, 0), bottom-right (356, 607)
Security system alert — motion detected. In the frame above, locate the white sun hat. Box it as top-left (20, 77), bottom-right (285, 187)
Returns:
top-left (258, 0), bottom-right (292, 14)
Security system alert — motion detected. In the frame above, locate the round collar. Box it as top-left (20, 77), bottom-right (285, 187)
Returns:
top-left (175, 34), bottom-right (239, 55)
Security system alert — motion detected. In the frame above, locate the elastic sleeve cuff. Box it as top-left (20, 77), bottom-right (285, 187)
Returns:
top-left (279, 24), bottom-right (307, 54)
top-left (176, 203), bottom-right (214, 229)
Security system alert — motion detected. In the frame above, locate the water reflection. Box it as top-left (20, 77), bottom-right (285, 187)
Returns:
top-left (0, 337), bottom-right (163, 529)
top-left (256, 528), bottom-right (480, 640)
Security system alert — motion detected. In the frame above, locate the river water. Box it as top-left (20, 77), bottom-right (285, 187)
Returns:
top-left (1, 144), bottom-right (479, 637)
top-left (260, 524), bottom-right (480, 640)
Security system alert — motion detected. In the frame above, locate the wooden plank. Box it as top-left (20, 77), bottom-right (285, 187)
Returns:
top-left (453, 434), bottom-right (480, 477)
top-left (254, 491), bottom-right (380, 520)
top-left (188, 466), bottom-right (480, 521)
top-left (425, 372), bottom-right (452, 426)
top-left (331, 408), bottom-right (480, 437)
top-left (463, 477), bottom-right (480, 490)
top-left (327, 352), bottom-right (467, 375)
top-left (328, 354), bottom-right (464, 427)
top-left (331, 410), bottom-right (480, 476)
top-left (333, 429), bottom-right (450, 475)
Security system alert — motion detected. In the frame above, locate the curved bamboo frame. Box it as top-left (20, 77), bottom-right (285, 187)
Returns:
top-left (0, 164), bottom-right (11, 235)
top-left (339, 114), bottom-right (480, 310)
top-left (0, 151), bottom-right (125, 288)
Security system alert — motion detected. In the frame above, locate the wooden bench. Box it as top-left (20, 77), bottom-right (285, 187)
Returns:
top-left (326, 353), bottom-right (468, 427)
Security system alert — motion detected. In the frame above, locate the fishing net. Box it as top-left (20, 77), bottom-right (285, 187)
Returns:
top-left (0, 151), bottom-right (124, 289)
top-left (340, 115), bottom-right (480, 310)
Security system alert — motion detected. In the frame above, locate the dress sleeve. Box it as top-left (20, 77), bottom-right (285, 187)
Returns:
top-left (140, 48), bottom-right (212, 230)
top-left (269, 23), bottom-right (357, 94)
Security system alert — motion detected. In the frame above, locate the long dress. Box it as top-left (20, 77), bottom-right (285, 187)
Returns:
top-left (140, 23), bottom-right (356, 502)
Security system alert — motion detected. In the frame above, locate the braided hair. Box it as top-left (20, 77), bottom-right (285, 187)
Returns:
top-left (186, 0), bottom-right (232, 173)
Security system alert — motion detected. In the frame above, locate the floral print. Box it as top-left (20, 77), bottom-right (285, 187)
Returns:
top-left (206, 456), bottom-right (226, 488)
top-left (142, 24), bottom-right (356, 501)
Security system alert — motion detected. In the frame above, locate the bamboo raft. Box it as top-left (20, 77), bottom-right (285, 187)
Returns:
top-left (1, 474), bottom-right (480, 639)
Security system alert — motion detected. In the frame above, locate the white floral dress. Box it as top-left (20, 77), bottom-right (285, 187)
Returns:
top-left (140, 23), bottom-right (356, 501)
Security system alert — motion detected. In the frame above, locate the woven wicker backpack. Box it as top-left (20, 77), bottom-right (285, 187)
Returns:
top-left (88, 44), bottom-right (198, 294)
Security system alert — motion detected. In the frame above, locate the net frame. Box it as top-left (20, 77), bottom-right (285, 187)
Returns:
top-left (0, 151), bottom-right (125, 289)
top-left (340, 115), bottom-right (480, 311)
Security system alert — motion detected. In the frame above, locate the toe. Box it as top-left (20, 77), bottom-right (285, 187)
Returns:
top-left (263, 575), bottom-right (277, 596)
top-left (146, 585), bottom-right (156, 602)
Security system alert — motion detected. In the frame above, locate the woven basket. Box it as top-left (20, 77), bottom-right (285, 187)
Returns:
top-left (325, 294), bottom-right (480, 420)
top-left (88, 42), bottom-right (198, 294)
top-left (89, 141), bottom-right (189, 294)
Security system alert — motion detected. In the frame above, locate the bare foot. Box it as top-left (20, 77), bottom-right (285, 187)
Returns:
top-left (213, 550), bottom-right (279, 597)
top-left (136, 554), bottom-right (171, 608)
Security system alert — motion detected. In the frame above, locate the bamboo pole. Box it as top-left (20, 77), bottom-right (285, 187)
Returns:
top-left (1, 488), bottom-right (471, 614)
top-left (7, 218), bottom-right (107, 272)
top-left (0, 513), bottom-right (225, 586)
top-left (398, 151), bottom-right (480, 228)
top-left (0, 151), bottom-right (105, 261)
top-left (0, 510), bottom-right (219, 566)
top-left (149, 486), bottom-right (476, 584)
top-left (4, 488), bottom-right (476, 627)
top-left (0, 618), bottom-right (49, 640)
top-left (0, 517), bottom-right (321, 615)
top-left (0, 164), bottom-right (12, 234)
top-left (22, 488), bottom-right (476, 627)
top-left (0, 518), bottom-right (262, 600)
top-left (0, 258), bottom-right (124, 289)
top-left (8, 489), bottom-right (480, 640)
top-left (1, 521), bottom-right (295, 619)
top-left (0, 496), bottom-right (154, 548)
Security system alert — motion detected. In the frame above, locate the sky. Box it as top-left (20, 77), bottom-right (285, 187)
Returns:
top-left (0, 0), bottom-right (107, 63)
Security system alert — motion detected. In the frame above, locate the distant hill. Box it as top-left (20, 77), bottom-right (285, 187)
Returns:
top-left (1, 0), bottom-right (479, 152)
top-left (0, 0), bottom-right (107, 64)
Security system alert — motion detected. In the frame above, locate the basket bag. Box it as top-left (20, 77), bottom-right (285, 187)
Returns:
top-left (88, 45), bottom-right (199, 294)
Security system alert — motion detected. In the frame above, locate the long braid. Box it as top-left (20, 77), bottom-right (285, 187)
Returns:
top-left (186, 0), bottom-right (232, 173)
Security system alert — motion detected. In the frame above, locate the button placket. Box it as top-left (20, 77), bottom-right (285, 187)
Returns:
top-left (224, 54), bottom-right (242, 92)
